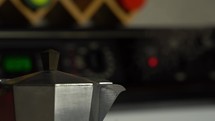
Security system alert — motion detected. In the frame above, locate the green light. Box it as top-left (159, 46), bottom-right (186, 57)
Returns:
top-left (23, 0), bottom-right (51, 9)
top-left (3, 56), bottom-right (32, 73)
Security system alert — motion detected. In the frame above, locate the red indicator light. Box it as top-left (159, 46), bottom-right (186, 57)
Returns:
top-left (148, 56), bottom-right (158, 68)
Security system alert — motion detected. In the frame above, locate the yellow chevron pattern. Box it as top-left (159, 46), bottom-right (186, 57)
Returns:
top-left (0, 0), bottom-right (142, 26)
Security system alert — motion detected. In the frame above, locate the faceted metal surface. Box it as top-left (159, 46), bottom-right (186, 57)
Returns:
top-left (90, 83), bottom-right (125, 121)
top-left (13, 83), bottom-right (125, 121)
top-left (99, 84), bottom-right (125, 121)
top-left (8, 50), bottom-right (126, 121)
top-left (14, 86), bottom-right (54, 121)
top-left (55, 84), bottom-right (93, 121)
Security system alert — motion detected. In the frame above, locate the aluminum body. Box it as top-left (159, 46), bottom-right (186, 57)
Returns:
top-left (7, 50), bottom-right (125, 121)
top-left (13, 82), bottom-right (124, 121)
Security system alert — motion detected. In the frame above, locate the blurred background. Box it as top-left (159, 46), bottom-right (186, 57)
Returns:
top-left (1, 0), bottom-right (215, 121)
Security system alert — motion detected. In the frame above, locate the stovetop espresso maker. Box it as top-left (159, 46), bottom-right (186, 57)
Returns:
top-left (0, 49), bottom-right (125, 121)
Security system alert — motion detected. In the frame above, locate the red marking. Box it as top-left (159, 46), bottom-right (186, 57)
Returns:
top-left (0, 90), bottom-right (15, 121)
top-left (118, 0), bottom-right (147, 12)
top-left (148, 56), bottom-right (158, 68)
